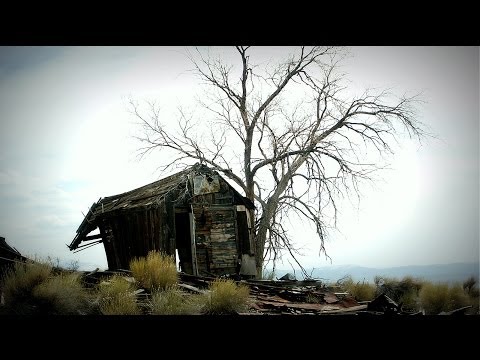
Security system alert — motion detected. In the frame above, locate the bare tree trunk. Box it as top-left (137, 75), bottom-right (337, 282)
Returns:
top-left (254, 168), bottom-right (298, 278)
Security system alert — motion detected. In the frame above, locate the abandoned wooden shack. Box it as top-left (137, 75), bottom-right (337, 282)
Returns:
top-left (68, 164), bottom-right (257, 277)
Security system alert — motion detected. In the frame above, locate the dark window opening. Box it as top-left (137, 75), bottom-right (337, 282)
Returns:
top-left (236, 211), bottom-right (250, 254)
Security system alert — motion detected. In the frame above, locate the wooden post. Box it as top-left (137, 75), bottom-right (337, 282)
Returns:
top-left (189, 205), bottom-right (198, 276)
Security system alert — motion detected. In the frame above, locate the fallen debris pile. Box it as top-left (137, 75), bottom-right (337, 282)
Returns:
top-left (76, 270), bottom-right (474, 315)
top-left (243, 278), bottom-right (366, 315)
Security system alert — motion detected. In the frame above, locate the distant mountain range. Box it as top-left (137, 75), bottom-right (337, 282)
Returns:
top-left (269, 262), bottom-right (480, 284)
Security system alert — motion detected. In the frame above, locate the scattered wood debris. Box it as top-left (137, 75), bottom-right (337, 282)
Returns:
top-left (75, 270), bottom-right (476, 315)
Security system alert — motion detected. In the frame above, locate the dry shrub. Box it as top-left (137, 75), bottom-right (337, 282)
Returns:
top-left (202, 279), bottom-right (250, 314)
top-left (129, 251), bottom-right (178, 291)
top-left (419, 282), bottom-right (450, 314)
top-left (339, 276), bottom-right (376, 302)
top-left (1, 261), bottom-right (52, 314)
top-left (97, 275), bottom-right (140, 315)
top-left (33, 272), bottom-right (92, 315)
top-left (446, 284), bottom-right (471, 312)
top-left (463, 276), bottom-right (479, 297)
top-left (150, 286), bottom-right (202, 315)
top-left (397, 276), bottom-right (423, 310)
top-left (419, 281), bottom-right (475, 314)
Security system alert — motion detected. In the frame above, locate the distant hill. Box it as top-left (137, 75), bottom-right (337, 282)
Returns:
top-left (269, 262), bottom-right (480, 284)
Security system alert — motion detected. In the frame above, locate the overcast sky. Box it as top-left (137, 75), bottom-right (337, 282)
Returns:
top-left (0, 46), bottom-right (478, 271)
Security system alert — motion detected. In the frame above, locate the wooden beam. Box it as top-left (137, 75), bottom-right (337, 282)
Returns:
top-left (73, 239), bottom-right (103, 252)
top-left (189, 207), bottom-right (198, 276)
top-left (84, 233), bottom-right (103, 241)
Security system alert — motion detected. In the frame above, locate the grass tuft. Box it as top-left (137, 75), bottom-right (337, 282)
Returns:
top-left (202, 279), bottom-right (250, 314)
top-left (149, 286), bottom-right (202, 315)
top-left (97, 275), bottom-right (141, 315)
top-left (33, 273), bottom-right (92, 315)
top-left (418, 281), bottom-right (471, 314)
top-left (339, 275), bottom-right (376, 302)
top-left (129, 251), bottom-right (178, 291)
top-left (1, 260), bottom-right (52, 314)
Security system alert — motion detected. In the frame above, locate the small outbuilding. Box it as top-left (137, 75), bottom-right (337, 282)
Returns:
top-left (68, 164), bottom-right (256, 277)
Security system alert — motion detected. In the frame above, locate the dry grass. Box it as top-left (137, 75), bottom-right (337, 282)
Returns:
top-left (419, 282), bottom-right (449, 314)
top-left (33, 273), bottom-right (92, 315)
top-left (339, 276), bottom-right (376, 302)
top-left (1, 260), bottom-right (94, 315)
top-left (97, 275), bottom-right (141, 315)
top-left (418, 281), bottom-right (471, 314)
top-left (306, 293), bottom-right (321, 303)
top-left (149, 286), bottom-right (202, 315)
top-left (446, 284), bottom-right (471, 312)
top-left (1, 260), bottom-right (52, 314)
top-left (202, 279), bottom-right (250, 314)
top-left (129, 251), bottom-right (178, 291)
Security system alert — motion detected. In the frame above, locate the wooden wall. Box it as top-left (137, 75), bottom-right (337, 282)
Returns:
top-left (98, 175), bottom-right (252, 275)
top-left (193, 205), bottom-right (238, 276)
top-left (101, 202), bottom-right (175, 270)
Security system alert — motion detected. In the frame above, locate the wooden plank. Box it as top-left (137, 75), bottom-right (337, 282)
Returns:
top-left (320, 304), bottom-right (368, 314)
top-left (189, 207), bottom-right (198, 276)
top-left (177, 283), bottom-right (207, 294)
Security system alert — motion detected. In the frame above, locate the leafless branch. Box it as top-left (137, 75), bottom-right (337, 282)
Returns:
top-left (130, 46), bottom-right (427, 277)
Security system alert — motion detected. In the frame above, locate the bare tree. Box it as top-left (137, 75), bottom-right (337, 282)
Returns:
top-left (130, 46), bottom-right (425, 278)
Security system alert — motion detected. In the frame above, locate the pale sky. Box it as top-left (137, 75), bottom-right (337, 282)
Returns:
top-left (0, 46), bottom-right (478, 271)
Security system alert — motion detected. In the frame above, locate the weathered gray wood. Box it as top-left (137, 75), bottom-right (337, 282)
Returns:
top-left (438, 305), bottom-right (472, 315)
top-left (178, 283), bottom-right (207, 294)
top-left (320, 304), bottom-right (368, 314)
top-left (85, 268), bottom-right (99, 276)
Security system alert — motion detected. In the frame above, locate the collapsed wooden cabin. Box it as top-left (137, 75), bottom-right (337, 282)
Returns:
top-left (68, 164), bottom-right (257, 277)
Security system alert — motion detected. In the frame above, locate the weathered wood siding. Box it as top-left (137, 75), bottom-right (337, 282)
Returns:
top-left (101, 202), bottom-right (175, 270)
top-left (92, 170), bottom-right (253, 274)
top-left (193, 205), bottom-right (238, 275)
